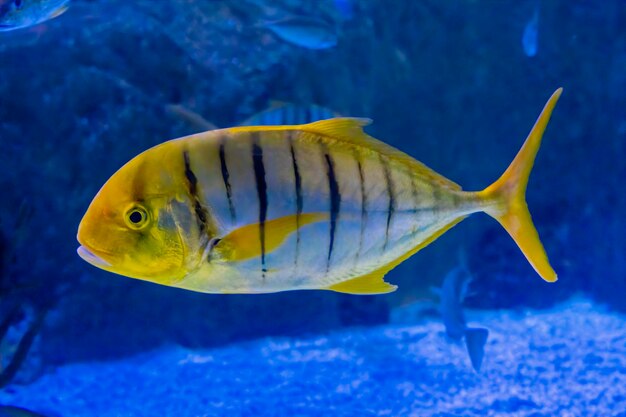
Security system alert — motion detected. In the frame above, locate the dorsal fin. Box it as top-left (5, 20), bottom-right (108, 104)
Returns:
top-left (227, 117), bottom-right (461, 191)
top-left (302, 118), bottom-right (461, 191)
top-left (304, 117), bottom-right (373, 142)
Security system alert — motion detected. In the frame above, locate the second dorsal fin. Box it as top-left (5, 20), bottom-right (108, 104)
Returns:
top-left (304, 117), bottom-right (373, 142)
top-left (303, 118), bottom-right (461, 191)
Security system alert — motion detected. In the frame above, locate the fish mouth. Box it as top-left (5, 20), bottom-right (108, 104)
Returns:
top-left (77, 245), bottom-right (112, 268)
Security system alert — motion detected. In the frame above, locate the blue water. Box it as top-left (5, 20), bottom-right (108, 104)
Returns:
top-left (0, 1), bottom-right (624, 416)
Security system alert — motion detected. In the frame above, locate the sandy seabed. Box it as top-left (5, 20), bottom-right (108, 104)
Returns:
top-left (1, 299), bottom-right (625, 417)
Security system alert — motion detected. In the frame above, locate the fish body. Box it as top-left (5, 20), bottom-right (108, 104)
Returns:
top-left (77, 89), bottom-right (563, 295)
top-left (240, 103), bottom-right (339, 126)
top-left (522, 5), bottom-right (540, 57)
top-left (0, 0), bottom-right (69, 32)
top-left (263, 16), bottom-right (337, 50)
top-left (438, 258), bottom-right (489, 372)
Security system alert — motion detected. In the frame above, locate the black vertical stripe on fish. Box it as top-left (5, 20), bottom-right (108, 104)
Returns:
top-left (289, 134), bottom-right (303, 268)
top-left (410, 171), bottom-right (419, 210)
top-left (354, 150), bottom-right (367, 262)
top-left (324, 151), bottom-right (341, 272)
top-left (218, 137), bottom-right (236, 223)
top-left (130, 158), bottom-right (147, 203)
top-left (183, 150), bottom-right (209, 235)
top-left (432, 186), bottom-right (442, 215)
top-left (409, 172), bottom-right (421, 234)
top-left (251, 133), bottom-right (268, 277)
top-left (381, 155), bottom-right (396, 252)
top-left (452, 192), bottom-right (462, 208)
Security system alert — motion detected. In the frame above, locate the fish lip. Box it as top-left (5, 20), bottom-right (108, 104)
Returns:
top-left (77, 245), bottom-right (111, 268)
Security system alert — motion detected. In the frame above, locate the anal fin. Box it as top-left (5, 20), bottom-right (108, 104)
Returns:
top-left (327, 217), bottom-right (466, 295)
top-left (327, 270), bottom-right (398, 295)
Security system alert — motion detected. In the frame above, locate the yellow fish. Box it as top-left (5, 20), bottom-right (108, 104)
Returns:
top-left (77, 89), bottom-right (562, 294)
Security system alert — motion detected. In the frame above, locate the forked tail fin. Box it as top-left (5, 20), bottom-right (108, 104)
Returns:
top-left (478, 88), bottom-right (562, 283)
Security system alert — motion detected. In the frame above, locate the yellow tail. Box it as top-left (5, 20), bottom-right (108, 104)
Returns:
top-left (478, 88), bottom-right (562, 283)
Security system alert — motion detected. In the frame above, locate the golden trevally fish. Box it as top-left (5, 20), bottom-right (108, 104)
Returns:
top-left (77, 89), bottom-right (562, 294)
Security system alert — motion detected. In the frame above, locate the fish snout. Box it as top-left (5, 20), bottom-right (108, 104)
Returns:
top-left (77, 245), bottom-right (112, 268)
top-left (76, 217), bottom-right (115, 270)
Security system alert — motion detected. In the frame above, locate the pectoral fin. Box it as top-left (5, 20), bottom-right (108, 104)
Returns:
top-left (217, 213), bottom-right (328, 261)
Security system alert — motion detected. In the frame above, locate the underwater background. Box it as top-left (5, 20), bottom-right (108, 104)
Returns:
top-left (0, 0), bottom-right (625, 416)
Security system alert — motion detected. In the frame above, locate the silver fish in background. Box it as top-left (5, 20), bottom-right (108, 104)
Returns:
top-left (522, 3), bottom-right (540, 57)
top-left (167, 102), bottom-right (341, 133)
top-left (435, 254), bottom-right (489, 372)
top-left (262, 16), bottom-right (338, 50)
top-left (0, 0), bottom-right (69, 32)
top-left (239, 102), bottom-right (339, 126)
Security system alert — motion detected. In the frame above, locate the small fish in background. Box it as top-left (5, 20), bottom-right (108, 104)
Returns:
top-left (166, 102), bottom-right (340, 133)
top-left (522, 3), bottom-right (540, 57)
top-left (434, 253), bottom-right (489, 372)
top-left (0, 0), bottom-right (69, 32)
top-left (261, 16), bottom-right (338, 50)
top-left (239, 102), bottom-right (340, 126)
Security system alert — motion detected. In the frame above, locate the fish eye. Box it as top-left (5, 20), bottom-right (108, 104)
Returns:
top-left (14, 0), bottom-right (23, 9)
top-left (124, 206), bottom-right (150, 230)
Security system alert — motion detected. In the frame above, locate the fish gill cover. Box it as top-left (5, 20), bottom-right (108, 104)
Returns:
top-left (0, 0), bottom-right (624, 415)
